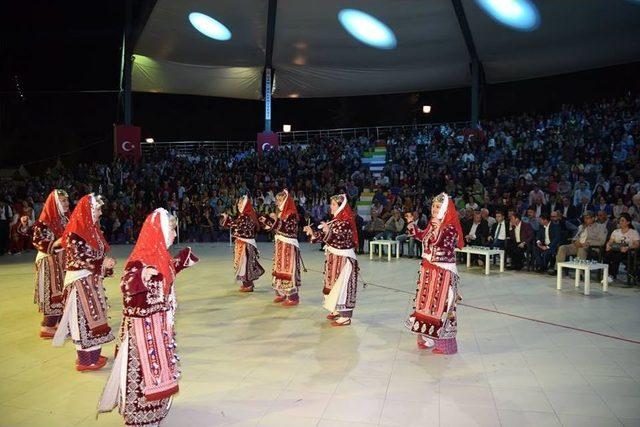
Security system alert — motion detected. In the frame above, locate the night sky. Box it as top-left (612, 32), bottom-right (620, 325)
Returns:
top-left (2, 1), bottom-right (640, 169)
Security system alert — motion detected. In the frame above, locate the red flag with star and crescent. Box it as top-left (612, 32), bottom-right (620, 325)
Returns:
top-left (114, 125), bottom-right (142, 161)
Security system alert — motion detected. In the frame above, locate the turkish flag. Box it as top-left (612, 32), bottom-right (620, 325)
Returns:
top-left (114, 125), bottom-right (142, 161)
top-left (257, 131), bottom-right (279, 156)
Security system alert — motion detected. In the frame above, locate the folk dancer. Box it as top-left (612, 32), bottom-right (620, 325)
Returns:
top-left (221, 195), bottom-right (265, 292)
top-left (405, 192), bottom-right (464, 354)
top-left (32, 189), bottom-right (70, 339)
top-left (304, 194), bottom-right (359, 326)
top-left (98, 208), bottom-right (198, 426)
top-left (53, 194), bottom-right (116, 371)
top-left (260, 189), bottom-right (302, 306)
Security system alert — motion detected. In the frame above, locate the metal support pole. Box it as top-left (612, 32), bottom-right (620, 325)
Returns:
top-left (265, 67), bottom-right (272, 132)
top-left (123, 0), bottom-right (133, 125)
top-left (471, 59), bottom-right (480, 129)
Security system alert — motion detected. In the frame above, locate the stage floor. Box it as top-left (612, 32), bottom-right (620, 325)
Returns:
top-left (1, 243), bottom-right (640, 427)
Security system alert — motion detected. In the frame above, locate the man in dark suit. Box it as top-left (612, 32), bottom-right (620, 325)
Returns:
top-left (560, 196), bottom-right (578, 222)
top-left (575, 196), bottom-right (594, 218)
top-left (463, 210), bottom-right (490, 246)
top-left (463, 210), bottom-right (489, 265)
top-left (506, 212), bottom-right (534, 270)
top-left (533, 213), bottom-right (562, 272)
top-left (460, 207), bottom-right (475, 235)
top-left (488, 211), bottom-right (507, 249)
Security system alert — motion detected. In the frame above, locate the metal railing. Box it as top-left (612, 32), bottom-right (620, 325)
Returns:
top-left (140, 120), bottom-right (472, 156)
top-left (141, 140), bottom-right (255, 157)
top-left (277, 121), bottom-right (471, 144)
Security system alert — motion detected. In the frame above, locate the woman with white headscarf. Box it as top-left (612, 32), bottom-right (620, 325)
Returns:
top-left (53, 194), bottom-right (116, 371)
top-left (98, 208), bottom-right (198, 426)
top-left (260, 189), bottom-right (302, 306)
top-left (405, 192), bottom-right (464, 354)
top-left (304, 194), bottom-right (359, 326)
top-left (221, 195), bottom-right (265, 292)
top-left (32, 189), bottom-right (70, 339)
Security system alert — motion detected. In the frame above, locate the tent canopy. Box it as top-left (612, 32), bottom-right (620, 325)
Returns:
top-left (133, 0), bottom-right (640, 99)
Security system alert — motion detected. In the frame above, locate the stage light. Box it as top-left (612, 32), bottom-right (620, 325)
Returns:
top-left (338, 9), bottom-right (397, 50)
top-left (474, 0), bottom-right (540, 31)
top-left (283, 124), bottom-right (292, 133)
top-left (145, 138), bottom-right (155, 143)
top-left (188, 12), bottom-right (232, 41)
top-left (423, 105), bottom-right (432, 114)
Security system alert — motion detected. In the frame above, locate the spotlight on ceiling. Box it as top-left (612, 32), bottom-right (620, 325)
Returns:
top-left (188, 12), bottom-right (232, 41)
top-left (422, 105), bottom-right (432, 114)
top-left (145, 138), bottom-right (155, 143)
top-left (338, 9), bottom-right (397, 50)
top-left (474, 0), bottom-right (540, 31)
top-left (283, 124), bottom-right (292, 133)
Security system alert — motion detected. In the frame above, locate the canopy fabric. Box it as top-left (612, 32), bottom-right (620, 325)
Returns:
top-left (133, 0), bottom-right (640, 99)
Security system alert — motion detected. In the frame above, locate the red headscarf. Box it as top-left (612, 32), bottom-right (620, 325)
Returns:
top-left (277, 189), bottom-right (299, 220)
top-left (433, 192), bottom-right (465, 249)
top-left (332, 194), bottom-right (359, 247)
top-left (39, 189), bottom-right (69, 238)
top-left (239, 196), bottom-right (260, 230)
top-left (127, 208), bottom-right (175, 294)
top-left (62, 194), bottom-right (110, 253)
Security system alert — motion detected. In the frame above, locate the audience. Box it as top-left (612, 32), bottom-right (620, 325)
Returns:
top-left (0, 92), bottom-right (639, 284)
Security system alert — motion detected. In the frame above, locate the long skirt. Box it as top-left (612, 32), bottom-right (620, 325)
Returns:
top-left (322, 252), bottom-right (358, 317)
top-left (54, 274), bottom-right (114, 350)
top-left (233, 240), bottom-right (265, 282)
top-left (405, 260), bottom-right (460, 354)
top-left (99, 315), bottom-right (176, 426)
top-left (34, 250), bottom-right (65, 316)
top-left (272, 240), bottom-right (301, 297)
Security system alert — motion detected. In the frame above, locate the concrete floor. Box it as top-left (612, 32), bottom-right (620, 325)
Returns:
top-left (1, 242), bottom-right (640, 427)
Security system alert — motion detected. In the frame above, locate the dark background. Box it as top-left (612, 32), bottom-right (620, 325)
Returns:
top-left (2, 1), bottom-right (640, 169)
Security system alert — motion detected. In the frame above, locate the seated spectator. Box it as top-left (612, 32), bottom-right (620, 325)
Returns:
top-left (596, 210), bottom-right (615, 240)
top-left (573, 182), bottom-right (592, 207)
top-left (533, 214), bottom-right (562, 272)
top-left (506, 212), bottom-right (533, 270)
top-left (397, 212), bottom-right (415, 257)
top-left (363, 211), bottom-right (385, 246)
top-left (375, 210), bottom-right (405, 240)
top-left (463, 210), bottom-right (489, 247)
top-left (481, 208), bottom-right (496, 229)
top-left (593, 195), bottom-right (612, 217)
top-left (522, 208), bottom-right (540, 232)
top-left (487, 211), bottom-right (507, 249)
top-left (464, 209), bottom-right (490, 265)
top-left (604, 213), bottom-right (640, 283)
top-left (612, 198), bottom-right (627, 219)
top-left (576, 196), bottom-right (594, 218)
top-left (551, 211), bottom-right (607, 274)
top-left (10, 215), bottom-right (32, 254)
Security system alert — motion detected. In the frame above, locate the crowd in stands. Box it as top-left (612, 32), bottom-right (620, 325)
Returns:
top-left (1, 92), bottom-right (639, 284)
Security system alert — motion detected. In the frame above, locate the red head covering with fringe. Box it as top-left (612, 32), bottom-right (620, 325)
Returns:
top-left (62, 194), bottom-right (110, 253)
top-left (277, 189), bottom-right (299, 220)
top-left (39, 190), bottom-right (69, 238)
top-left (332, 194), bottom-right (359, 247)
top-left (240, 196), bottom-right (260, 230)
top-left (127, 209), bottom-right (175, 294)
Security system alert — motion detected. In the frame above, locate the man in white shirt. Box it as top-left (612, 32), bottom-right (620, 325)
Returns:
top-left (507, 213), bottom-right (534, 270)
top-left (487, 211), bottom-right (507, 249)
